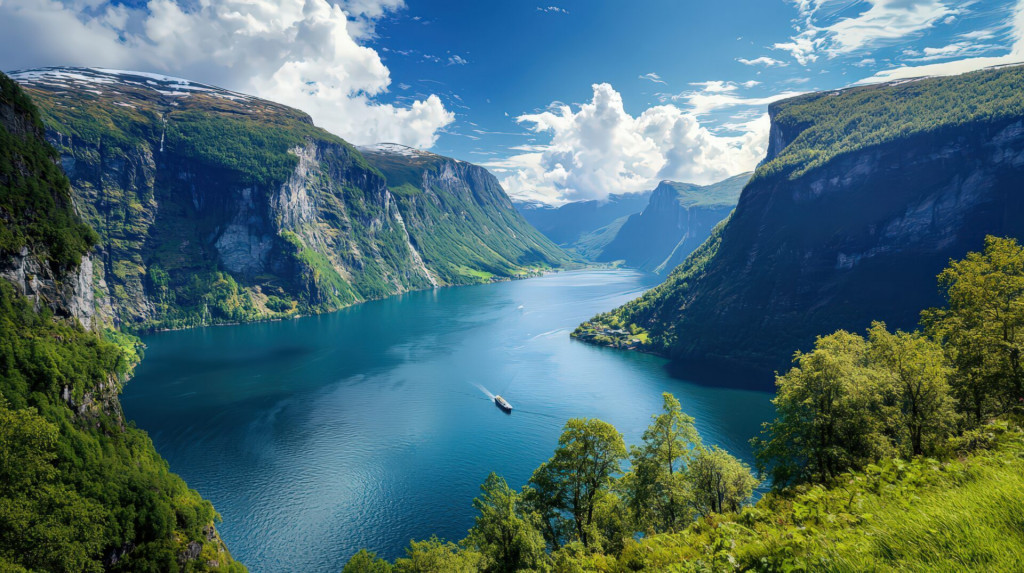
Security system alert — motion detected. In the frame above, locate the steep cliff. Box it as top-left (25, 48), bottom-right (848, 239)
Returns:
top-left (596, 174), bottom-right (748, 273)
top-left (0, 72), bottom-right (244, 572)
top-left (514, 191), bottom-right (652, 253)
top-left (361, 143), bottom-right (575, 283)
top-left (577, 65), bottom-right (1024, 381)
top-left (12, 68), bottom-right (569, 331)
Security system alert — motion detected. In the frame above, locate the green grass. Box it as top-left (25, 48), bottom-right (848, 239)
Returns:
top-left (611, 421), bottom-right (1024, 572)
top-left (454, 265), bottom-right (496, 282)
top-left (831, 455), bottom-right (1024, 571)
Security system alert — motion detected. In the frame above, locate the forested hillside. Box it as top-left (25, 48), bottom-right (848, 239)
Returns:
top-left (577, 64), bottom-right (1024, 378)
top-left (360, 143), bottom-right (576, 285)
top-left (0, 72), bottom-right (244, 572)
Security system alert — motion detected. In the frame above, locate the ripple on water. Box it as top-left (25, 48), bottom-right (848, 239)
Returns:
top-left (122, 270), bottom-right (775, 571)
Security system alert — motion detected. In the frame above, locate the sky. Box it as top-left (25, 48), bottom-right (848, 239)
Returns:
top-left (1, 0), bottom-right (1023, 205)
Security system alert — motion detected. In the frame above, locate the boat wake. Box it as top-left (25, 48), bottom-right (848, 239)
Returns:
top-left (474, 383), bottom-right (495, 400)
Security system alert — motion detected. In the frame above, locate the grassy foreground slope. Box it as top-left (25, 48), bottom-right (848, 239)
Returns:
top-left (617, 423), bottom-right (1024, 572)
top-left (0, 72), bottom-right (244, 572)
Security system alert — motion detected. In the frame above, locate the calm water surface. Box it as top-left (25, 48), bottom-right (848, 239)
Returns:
top-left (121, 269), bottom-right (775, 571)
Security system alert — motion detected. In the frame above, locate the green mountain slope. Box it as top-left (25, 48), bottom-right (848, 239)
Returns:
top-left (577, 64), bottom-right (1024, 380)
top-left (359, 143), bottom-right (577, 284)
top-left (597, 174), bottom-right (748, 273)
top-left (12, 68), bottom-right (571, 331)
top-left (0, 71), bottom-right (244, 572)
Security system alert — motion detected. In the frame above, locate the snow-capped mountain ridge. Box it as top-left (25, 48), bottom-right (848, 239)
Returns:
top-left (11, 67), bottom-right (258, 103)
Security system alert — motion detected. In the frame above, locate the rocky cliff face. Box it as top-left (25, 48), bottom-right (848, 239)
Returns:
top-left (579, 65), bottom-right (1024, 382)
top-left (13, 68), bottom-right (569, 330)
top-left (0, 73), bottom-right (97, 328)
top-left (0, 71), bottom-right (245, 572)
top-left (362, 143), bottom-right (575, 284)
top-left (597, 174), bottom-right (748, 273)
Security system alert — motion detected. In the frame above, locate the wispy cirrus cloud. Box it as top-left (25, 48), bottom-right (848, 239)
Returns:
top-left (903, 41), bottom-right (1000, 62)
top-left (639, 72), bottom-right (666, 84)
top-left (858, 0), bottom-right (1024, 83)
top-left (775, 0), bottom-right (961, 65)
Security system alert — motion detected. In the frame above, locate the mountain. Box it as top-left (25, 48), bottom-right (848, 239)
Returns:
top-left (576, 65), bottom-right (1024, 381)
top-left (358, 143), bottom-right (573, 284)
top-left (595, 174), bottom-right (749, 273)
top-left (514, 191), bottom-right (651, 252)
top-left (0, 72), bottom-right (244, 571)
top-left (514, 174), bottom-right (745, 272)
top-left (11, 67), bottom-right (571, 331)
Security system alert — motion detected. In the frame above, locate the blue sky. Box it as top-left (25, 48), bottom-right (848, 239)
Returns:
top-left (1, 0), bottom-right (1022, 203)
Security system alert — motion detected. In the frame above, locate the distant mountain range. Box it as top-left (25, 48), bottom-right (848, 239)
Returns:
top-left (515, 174), bottom-right (748, 273)
top-left (596, 174), bottom-right (749, 273)
top-left (515, 190), bottom-right (652, 251)
top-left (12, 67), bottom-right (573, 331)
top-left (577, 64), bottom-right (1024, 382)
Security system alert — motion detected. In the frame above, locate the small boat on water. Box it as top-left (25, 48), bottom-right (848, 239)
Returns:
top-left (494, 395), bottom-right (513, 412)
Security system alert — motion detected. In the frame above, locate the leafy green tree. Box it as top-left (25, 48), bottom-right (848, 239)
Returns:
top-left (688, 446), bottom-right (759, 517)
top-left (527, 418), bottom-right (627, 548)
top-left (0, 398), bottom-right (106, 573)
top-left (587, 491), bottom-right (633, 556)
top-left (924, 235), bottom-right (1024, 425)
top-left (466, 473), bottom-right (546, 572)
top-left (343, 549), bottom-right (394, 573)
top-left (393, 537), bottom-right (482, 573)
top-left (867, 323), bottom-right (958, 456)
top-left (622, 393), bottom-right (701, 533)
top-left (753, 331), bottom-right (894, 486)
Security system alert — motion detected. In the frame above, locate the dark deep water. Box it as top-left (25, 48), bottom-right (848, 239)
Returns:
top-left (121, 269), bottom-right (775, 571)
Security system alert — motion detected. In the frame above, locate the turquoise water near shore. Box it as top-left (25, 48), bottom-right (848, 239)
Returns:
top-left (121, 269), bottom-right (774, 571)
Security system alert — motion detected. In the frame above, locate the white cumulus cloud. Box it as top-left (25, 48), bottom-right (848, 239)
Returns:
top-left (496, 83), bottom-right (772, 204)
top-left (0, 0), bottom-right (454, 148)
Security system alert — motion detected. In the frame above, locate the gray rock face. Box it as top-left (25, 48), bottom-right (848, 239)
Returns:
top-left (0, 245), bottom-right (97, 330)
top-left (178, 541), bottom-right (203, 564)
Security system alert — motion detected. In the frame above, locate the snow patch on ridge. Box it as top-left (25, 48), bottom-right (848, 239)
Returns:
top-left (9, 67), bottom-right (258, 103)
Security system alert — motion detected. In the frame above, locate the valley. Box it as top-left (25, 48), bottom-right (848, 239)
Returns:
top-left (4, 3), bottom-right (1024, 570)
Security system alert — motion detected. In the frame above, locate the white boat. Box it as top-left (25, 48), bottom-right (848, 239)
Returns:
top-left (494, 395), bottom-right (513, 412)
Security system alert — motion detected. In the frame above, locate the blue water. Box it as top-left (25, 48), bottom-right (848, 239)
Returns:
top-left (120, 269), bottom-right (775, 571)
